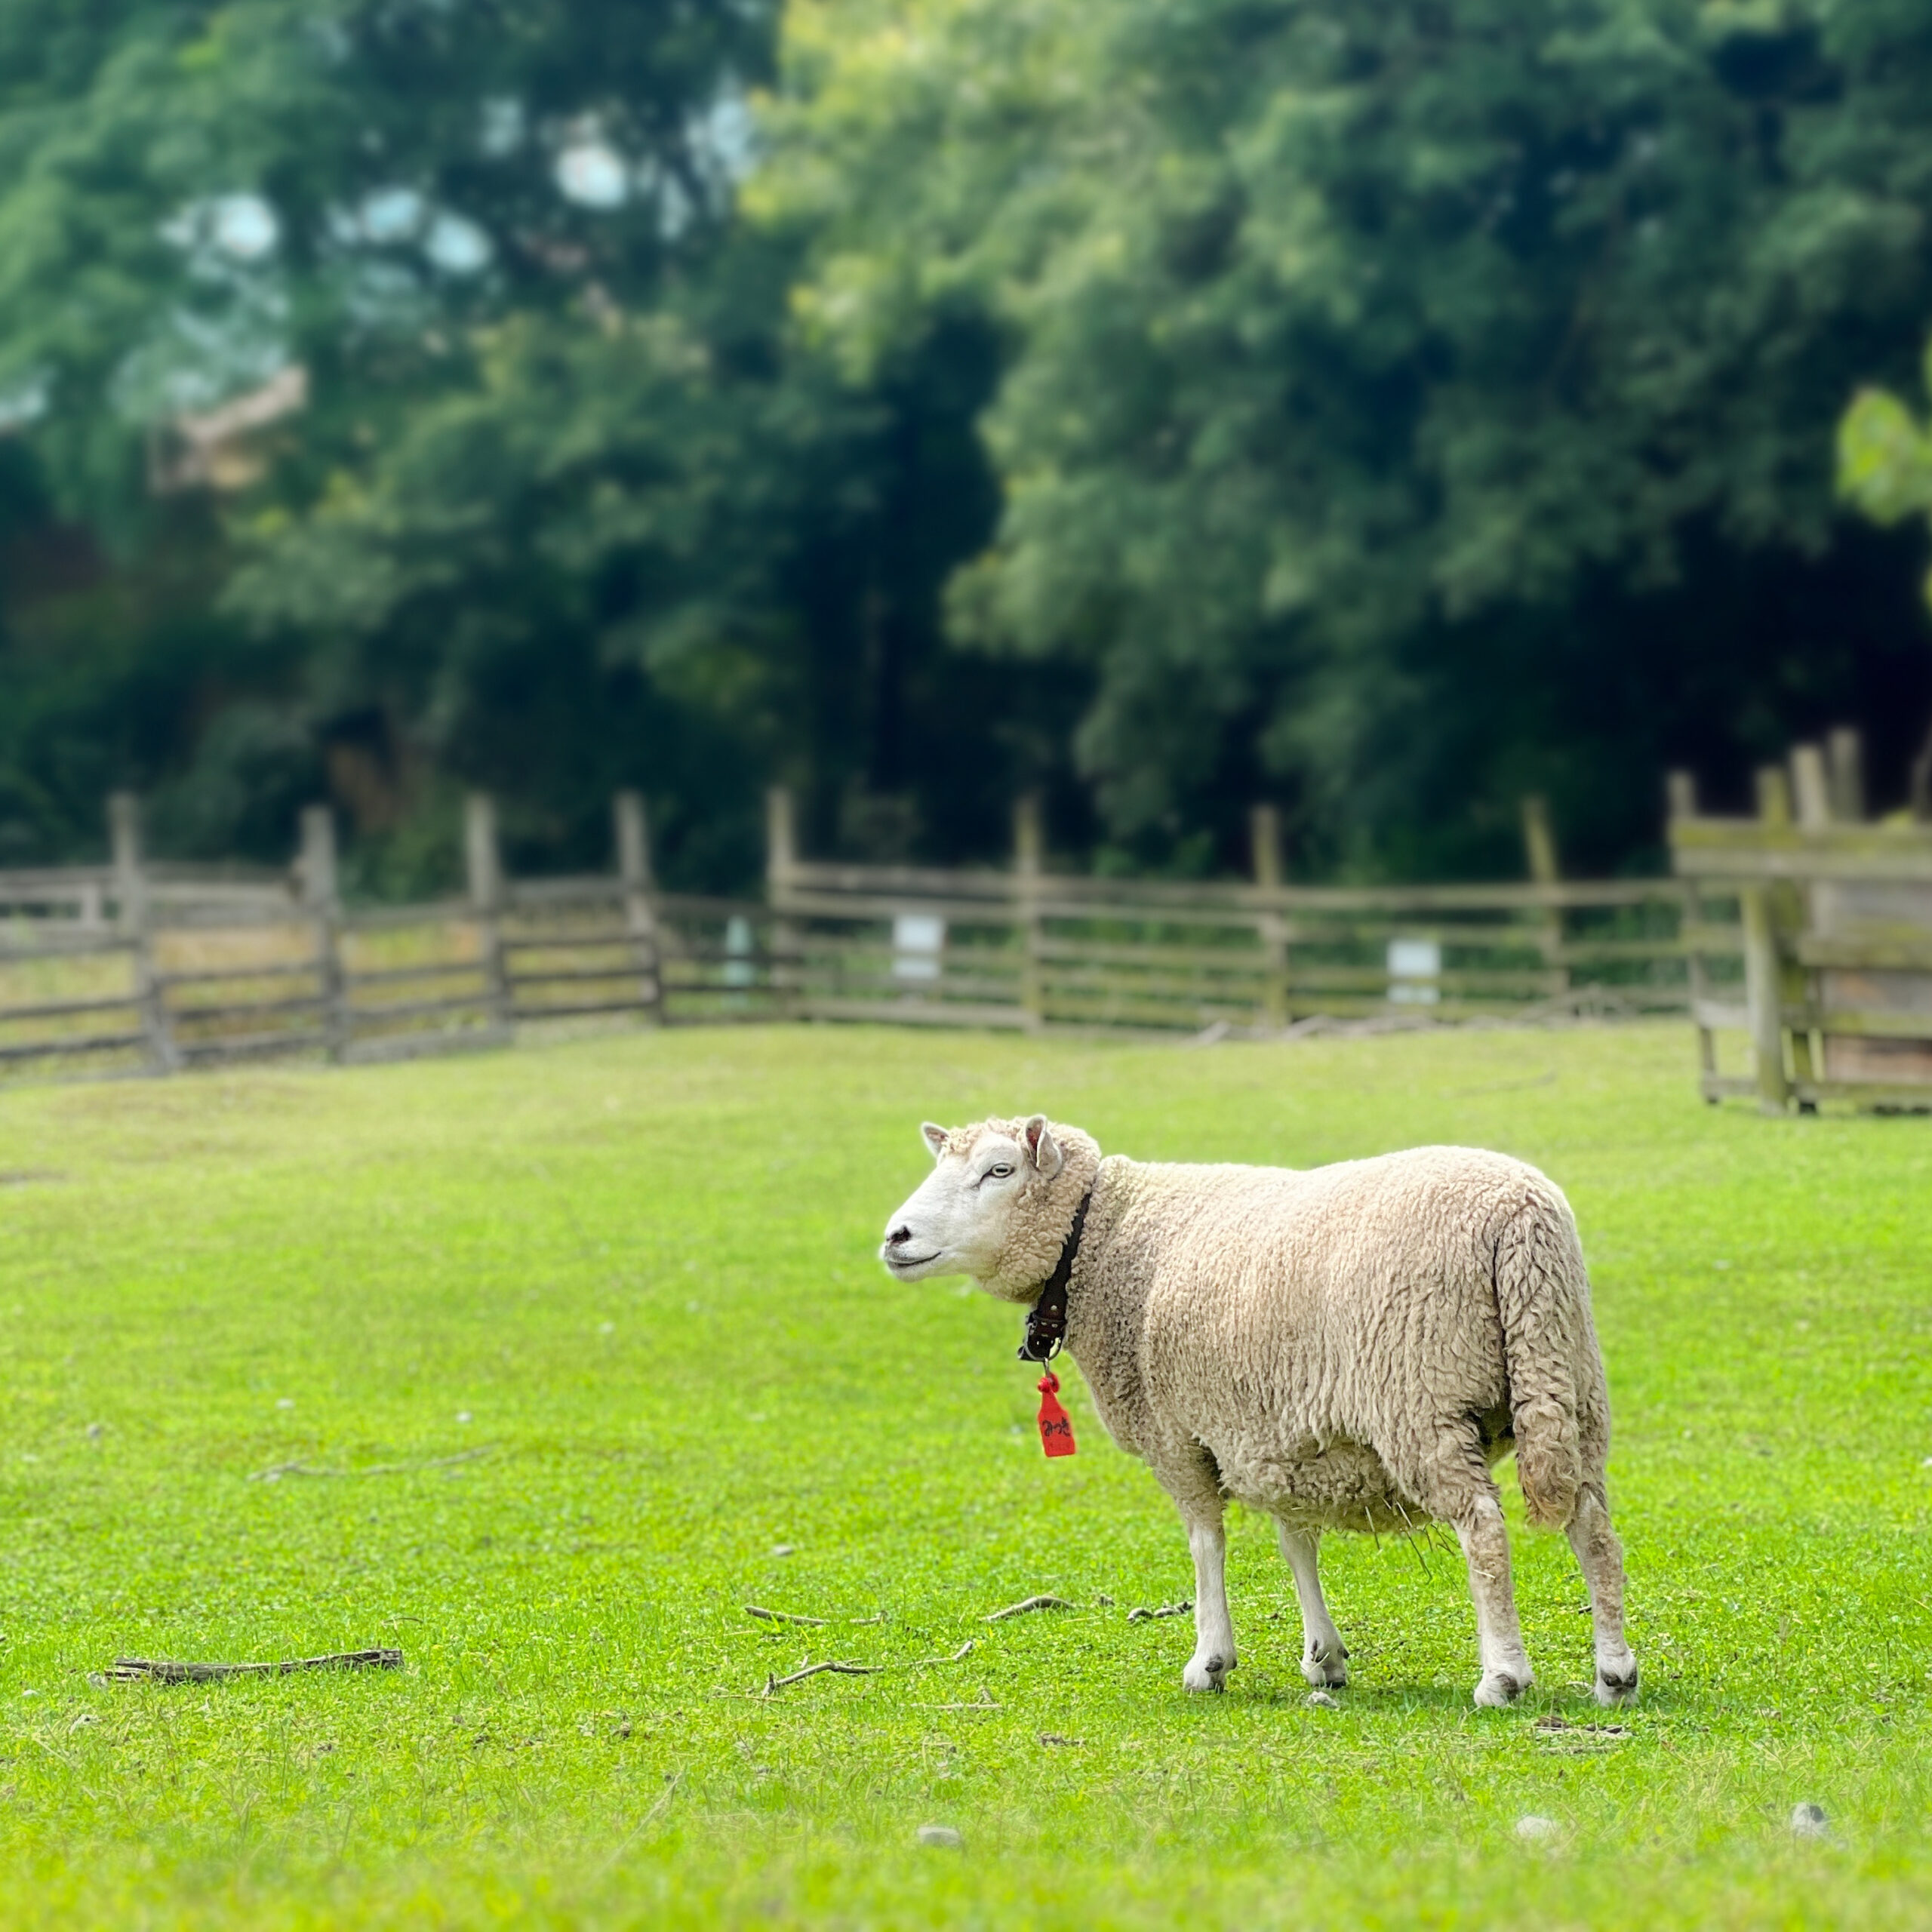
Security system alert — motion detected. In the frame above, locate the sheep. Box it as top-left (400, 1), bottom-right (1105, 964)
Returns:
top-left (880, 1114), bottom-right (1637, 1710)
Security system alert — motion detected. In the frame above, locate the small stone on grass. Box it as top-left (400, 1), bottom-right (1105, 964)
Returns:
top-left (916, 1824), bottom-right (962, 1850)
top-left (1515, 1814), bottom-right (1560, 1841)
top-left (1790, 1802), bottom-right (1829, 1841)
top-left (1305, 1690), bottom-right (1340, 1709)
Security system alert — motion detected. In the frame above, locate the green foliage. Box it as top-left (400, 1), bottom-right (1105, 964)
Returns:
top-left (0, 1), bottom-right (1048, 886)
top-left (0, 0), bottom-right (788, 877)
top-left (0, 1023), bottom-right (1928, 1924)
top-left (3, 0), bottom-right (1932, 881)
top-left (761, 0), bottom-right (1932, 865)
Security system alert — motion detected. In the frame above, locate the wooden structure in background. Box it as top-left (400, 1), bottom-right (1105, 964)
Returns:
top-left (0, 783), bottom-right (1734, 1082)
top-left (1670, 728), bottom-right (1932, 1112)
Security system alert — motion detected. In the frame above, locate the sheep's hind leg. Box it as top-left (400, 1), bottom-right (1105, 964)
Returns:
top-left (1409, 1430), bottom-right (1534, 1708)
top-left (1277, 1524), bottom-right (1347, 1687)
top-left (1567, 1485), bottom-right (1638, 1706)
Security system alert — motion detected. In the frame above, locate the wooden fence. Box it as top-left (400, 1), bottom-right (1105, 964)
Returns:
top-left (0, 785), bottom-right (1732, 1083)
top-left (1670, 730), bottom-right (1932, 1112)
top-left (763, 794), bottom-right (1712, 1034)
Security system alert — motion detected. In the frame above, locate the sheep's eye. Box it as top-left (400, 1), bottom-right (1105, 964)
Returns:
top-left (985, 1163), bottom-right (1014, 1180)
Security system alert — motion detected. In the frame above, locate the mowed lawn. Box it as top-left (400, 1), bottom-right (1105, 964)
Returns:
top-left (0, 1022), bottom-right (1927, 1929)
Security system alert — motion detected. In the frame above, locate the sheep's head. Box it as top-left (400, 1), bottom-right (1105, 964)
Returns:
top-left (879, 1114), bottom-right (1099, 1303)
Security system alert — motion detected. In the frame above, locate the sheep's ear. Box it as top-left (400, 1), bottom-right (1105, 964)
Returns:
top-left (920, 1122), bottom-right (950, 1162)
top-left (1022, 1114), bottom-right (1064, 1180)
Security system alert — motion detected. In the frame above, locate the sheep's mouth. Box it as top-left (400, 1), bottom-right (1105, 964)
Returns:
top-left (884, 1248), bottom-right (943, 1272)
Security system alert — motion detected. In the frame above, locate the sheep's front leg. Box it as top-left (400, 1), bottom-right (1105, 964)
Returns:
top-left (1181, 1506), bottom-right (1237, 1692)
top-left (1277, 1524), bottom-right (1347, 1687)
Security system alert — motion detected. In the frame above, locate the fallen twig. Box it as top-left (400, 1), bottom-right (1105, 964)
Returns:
top-left (101, 1648), bottom-right (403, 1684)
top-left (594, 1770), bottom-right (681, 1875)
top-left (743, 1604), bottom-right (827, 1628)
top-left (761, 1660), bottom-right (880, 1697)
top-left (1127, 1600), bottom-right (1192, 1623)
top-left (986, 1595), bottom-right (1072, 1623)
top-left (912, 1640), bottom-right (975, 1668)
top-left (248, 1447), bottom-right (494, 1482)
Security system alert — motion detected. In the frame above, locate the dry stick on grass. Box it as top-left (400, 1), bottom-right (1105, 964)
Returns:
top-left (749, 1638), bottom-right (973, 1699)
top-left (248, 1447), bottom-right (494, 1483)
top-left (594, 1770), bottom-right (683, 1877)
top-left (103, 1648), bottom-right (403, 1684)
top-left (986, 1595), bottom-right (1073, 1623)
top-left (917, 1689), bottom-right (1001, 1712)
top-left (1126, 1600), bottom-right (1192, 1623)
top-left (743, 1604), bottom-right (827, 1628)
top-left (912, 1640), bottom-right (975, 1668)
top-left (761, 1660), bottom-right (881, 1697)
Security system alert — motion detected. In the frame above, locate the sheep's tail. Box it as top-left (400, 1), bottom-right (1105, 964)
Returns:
top-left (1492, 1182), bottom-right (1600, 1531)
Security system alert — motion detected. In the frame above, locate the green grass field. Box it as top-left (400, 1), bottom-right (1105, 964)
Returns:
top-left (1, 1021), bottom-right (1927, 1928)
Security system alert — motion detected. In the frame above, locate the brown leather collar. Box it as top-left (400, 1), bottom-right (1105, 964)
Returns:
top-left (1017, 1186), bottom-right (1093, 1363)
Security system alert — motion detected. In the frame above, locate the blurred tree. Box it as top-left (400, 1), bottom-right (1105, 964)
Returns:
top-left (0, 0), bottom-right (1069, 884)
top-left (5, 0), bottom-right (1932, 884)
top-left (759, 0), bottom-right (1932, 873)
top-left (0, 0), bottom-right (777, 877)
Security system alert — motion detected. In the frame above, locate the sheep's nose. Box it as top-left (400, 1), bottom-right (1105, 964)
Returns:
top-left (888, 1225), bottom-right (912, 1247)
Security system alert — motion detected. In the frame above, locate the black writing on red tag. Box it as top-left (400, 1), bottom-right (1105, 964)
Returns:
top-left (1036, 1371), bottom-right (1077, 1458)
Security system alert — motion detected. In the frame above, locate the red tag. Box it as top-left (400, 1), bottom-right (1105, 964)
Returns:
top-left (1036, 1371), bottom-right (1077, 1458)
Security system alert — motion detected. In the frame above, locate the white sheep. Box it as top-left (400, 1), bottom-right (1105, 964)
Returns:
top-left (881, 1114), bottom-right (1637, 1709)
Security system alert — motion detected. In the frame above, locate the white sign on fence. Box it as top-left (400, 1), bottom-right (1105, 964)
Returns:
top-left (1386, 937), bottom-right (1441, 1004)
top-left (892, 913), bottom-right (945, 983)
top-left (724, 914), bottom-right (755, 988)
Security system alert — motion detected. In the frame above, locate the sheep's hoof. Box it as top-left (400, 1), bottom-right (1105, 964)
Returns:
top-left (1302, 1642), bottom-right (1348, 1689)
top-left (1595, 1654), bottom-right (1638, 1706)
top-left (1472, 1668), bottom-right (1530, 1709)
top-left (1183, 1653), bottom-right (1232, 1693)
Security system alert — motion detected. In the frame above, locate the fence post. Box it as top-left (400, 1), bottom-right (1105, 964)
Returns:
top-left (299, 805), bottom-right (347, 1062)
top-left (465, 792), bottom-right (512, 1035)
top-left (1014, 792), bottom-right (1045, 1030)
top-left (1667, 771), bottom-right (1717, 1094)
top-left (1251, 804), bottom-right (1288, 1032)
top-left (1789, 744), bottom-right (1829, 831)
top-left (109, 791), bottom-right (173, 1074)
top-left (1519, 795), bottom-right (1570, 998)
top-left (1740, 885), bottom-right (1790, 1114)
top-left (1826, 728), bottom-right (1866, 823)
top-left (764, 786), bottom-right (799, 1016)
top-left (1761, 761), bottom-right (1814, 1076)
top-left (614, 789), bottom-right (663, 1025)
top-left (1744, 765), bottom-right (1795, 1112)
top-left (1785, 748), bottom-right (1832, 1102)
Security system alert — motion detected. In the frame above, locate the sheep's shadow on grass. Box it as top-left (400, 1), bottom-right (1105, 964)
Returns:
top-left (1228, 1674), bottom-right (1666, 1718)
